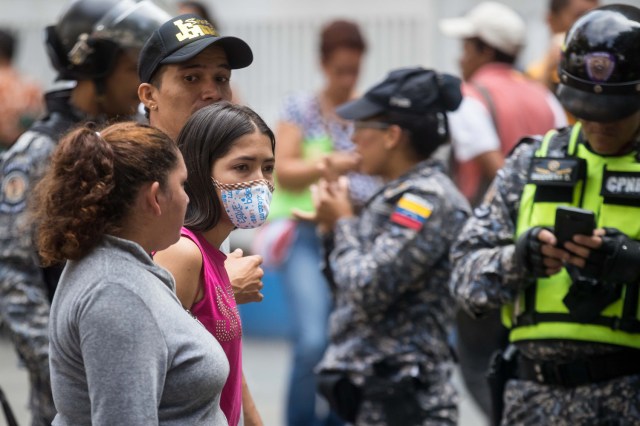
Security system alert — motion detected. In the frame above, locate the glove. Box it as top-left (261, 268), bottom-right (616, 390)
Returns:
top-left (583, 227), bottom-right (640, 285)
top-left (563, 227), bottom-right (639, 321)
top-left (514, 226), bottom-right (550, 278)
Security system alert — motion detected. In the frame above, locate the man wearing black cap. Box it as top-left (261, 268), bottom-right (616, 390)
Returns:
top-left (310, 67), bottom-right (470, 425)
top-left (136, 14), bottom-right (264, 426)
top-left (137, 13), bottom-right (265, 306)
top-left (137, 14), bottom-right (252, 141)
top-left (450, 5), bottom-right (640, 424)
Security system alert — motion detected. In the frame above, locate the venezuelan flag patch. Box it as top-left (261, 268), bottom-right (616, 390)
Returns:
top-left (390, 193), bottom-right (433, 230)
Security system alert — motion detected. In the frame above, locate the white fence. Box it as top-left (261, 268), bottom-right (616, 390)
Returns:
top-left (227, 14), bottom-right (433, 126)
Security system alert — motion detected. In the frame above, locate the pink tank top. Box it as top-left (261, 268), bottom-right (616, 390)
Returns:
top-left (181, 227), bottom-right (243, 425)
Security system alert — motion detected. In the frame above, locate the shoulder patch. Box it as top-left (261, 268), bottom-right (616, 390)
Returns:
top-left (0, 168), bottom-right (29, 214)
top-left (390, 193), bottom-right (433, 230)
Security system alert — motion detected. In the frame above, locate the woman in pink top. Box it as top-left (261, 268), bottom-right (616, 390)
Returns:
top-left (155, 102), bottom-right (275, 426)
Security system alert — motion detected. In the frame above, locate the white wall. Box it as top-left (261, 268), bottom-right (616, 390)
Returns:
top-left (195, 0), bottom-right (554, 125)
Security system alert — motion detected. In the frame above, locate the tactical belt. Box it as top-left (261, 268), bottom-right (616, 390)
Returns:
top-left (515, 349), bottom-right (640, 387)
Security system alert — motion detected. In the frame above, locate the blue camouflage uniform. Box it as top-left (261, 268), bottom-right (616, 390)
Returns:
top-left (450, 132), bottom-right (640, 425)
top-left (0, 88), bottom-right (85, 426)
top-left (318, 158), bottom-right (470, 426)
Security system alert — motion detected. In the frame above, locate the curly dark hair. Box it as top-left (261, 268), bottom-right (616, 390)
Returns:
top-left (31, 122), bottom-right (178, 265)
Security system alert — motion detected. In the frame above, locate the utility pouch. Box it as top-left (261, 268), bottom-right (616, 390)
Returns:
top-left (364, 374), bottom-right (423, 425)
top-left (486, 345), bottom-right (516, 426)
top-left (316, 370), bottom-right (362, 423)
top-left (564, 267), bottom-right (623, 322)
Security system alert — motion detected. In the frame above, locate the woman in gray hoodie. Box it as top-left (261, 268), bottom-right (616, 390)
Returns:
top-left (31, 122), bottom-right (230, 425)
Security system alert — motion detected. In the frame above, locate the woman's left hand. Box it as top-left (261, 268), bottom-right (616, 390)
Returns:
top-left (314, 176), bottom-right (353, 232)
top-left (293, 176), bottom-right (353, 233)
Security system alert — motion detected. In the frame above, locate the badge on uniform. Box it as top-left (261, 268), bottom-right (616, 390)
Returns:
top-left (601, 168), bottom-right (640, 206)
top-left (390, 193), bottom-right (433, 230)
top-left (528, 157), bottom-right (583, 186)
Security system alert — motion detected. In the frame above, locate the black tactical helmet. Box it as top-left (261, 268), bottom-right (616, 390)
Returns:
top-left (45, 0), bottom-right (170, 81)
top-left (557, 4), bottom-right (640, 122)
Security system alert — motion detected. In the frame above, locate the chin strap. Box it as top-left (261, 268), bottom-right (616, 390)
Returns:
top-left (93, 77), bottom-right (108, 115)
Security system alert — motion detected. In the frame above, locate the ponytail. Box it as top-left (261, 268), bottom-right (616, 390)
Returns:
top-left (32, 122), bottom-right (177, 265)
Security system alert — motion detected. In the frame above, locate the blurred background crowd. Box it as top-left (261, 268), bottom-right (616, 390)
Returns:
top-left (2, 0), bottom-right (632, 128)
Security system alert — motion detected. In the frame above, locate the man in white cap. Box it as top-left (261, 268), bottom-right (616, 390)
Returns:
top-left (441, 1), bottom-right (567, 206)
top-left (439, 2), bottom-right (567, 421)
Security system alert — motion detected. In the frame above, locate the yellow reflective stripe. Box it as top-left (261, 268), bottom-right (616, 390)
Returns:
top-left (510, 322), bottom-right (640, 349)
top-left (567, 121), bottom-right (582, 155)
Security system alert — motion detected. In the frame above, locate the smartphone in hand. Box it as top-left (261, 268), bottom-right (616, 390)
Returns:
top-left (554, 206), bottom-right (596, 248)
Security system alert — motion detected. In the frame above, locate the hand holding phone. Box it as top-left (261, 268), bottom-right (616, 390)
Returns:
top-left (554, 206), bottom-right (596, 248)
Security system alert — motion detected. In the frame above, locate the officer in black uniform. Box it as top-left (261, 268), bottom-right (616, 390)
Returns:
top-left (0, 1), bottom-right (168, 424)
top-left (450, 5), bottom-right (640, 425)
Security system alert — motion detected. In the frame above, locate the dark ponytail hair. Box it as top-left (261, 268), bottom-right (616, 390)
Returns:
top-left (32, 122), bottom-right (178, 265)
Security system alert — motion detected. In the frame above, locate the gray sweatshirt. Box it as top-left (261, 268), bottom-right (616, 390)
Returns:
top-left (49, 235), bottom-right (229, 425)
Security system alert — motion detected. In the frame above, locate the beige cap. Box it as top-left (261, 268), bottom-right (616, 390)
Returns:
top-left (439, 1), bottom-right (526, 56)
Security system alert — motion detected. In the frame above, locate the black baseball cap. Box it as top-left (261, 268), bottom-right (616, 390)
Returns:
top-left (337, 67), bottom-right (462, 121)
top-left (138, 13), bottom-right (253, 83)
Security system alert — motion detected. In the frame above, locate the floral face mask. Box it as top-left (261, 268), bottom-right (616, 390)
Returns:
top-left (212, 178), bottom-right (274, 229)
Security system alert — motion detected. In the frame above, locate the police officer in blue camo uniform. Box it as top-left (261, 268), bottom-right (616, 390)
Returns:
top-left (311, 67), bottom-right (470, 425)
top-left (450, 5), bottom-right (640, 425)
top-left (0, 1), bottom-right (169, 424)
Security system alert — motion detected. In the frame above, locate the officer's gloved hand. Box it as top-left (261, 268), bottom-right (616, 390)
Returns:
top-left (515, 226), bottom-right (551, 278)
top-left (564, 227), bottom-right (639, 321)
top-left (582, 227), bottom-right (640, 284)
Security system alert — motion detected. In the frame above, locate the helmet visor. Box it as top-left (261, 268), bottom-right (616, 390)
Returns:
top-left (93, 0), bottom-right (171, 50)
top-left (557, 83), bottom-right (640, 122)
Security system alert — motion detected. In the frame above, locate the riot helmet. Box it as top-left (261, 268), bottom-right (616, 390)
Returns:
top-left (557, 4), bottom-right (640, 122)
top-left (45, 0), bottom-right (170, 81)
